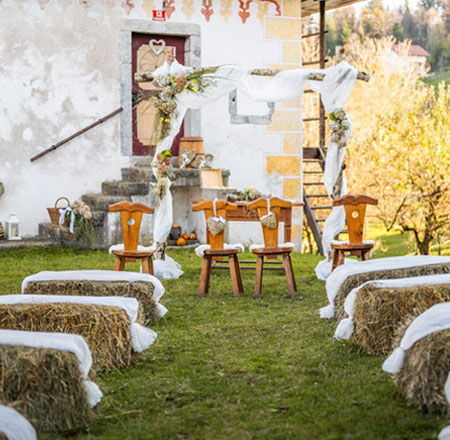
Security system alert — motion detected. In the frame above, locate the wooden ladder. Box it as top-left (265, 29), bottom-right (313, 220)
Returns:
top-left (301, 0), bottom-right (331, 255)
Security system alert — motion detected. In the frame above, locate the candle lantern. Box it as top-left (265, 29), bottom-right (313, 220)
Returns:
top-left (5, 212), bottom-right (21, 240)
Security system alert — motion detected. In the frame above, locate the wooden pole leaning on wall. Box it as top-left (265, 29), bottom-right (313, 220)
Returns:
top-left (30, 107), bottom-right (123, 162)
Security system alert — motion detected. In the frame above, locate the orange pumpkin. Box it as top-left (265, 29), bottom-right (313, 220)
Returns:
top-left (182, 233), bottom-right (189, 240)
top-left (177, 237), bottom-right (186, 246)
top-left (189, 233), bottom-right (197, 240)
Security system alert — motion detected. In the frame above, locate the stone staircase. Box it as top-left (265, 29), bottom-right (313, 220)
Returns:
top-left (39, 159), bottom-right (231, 249)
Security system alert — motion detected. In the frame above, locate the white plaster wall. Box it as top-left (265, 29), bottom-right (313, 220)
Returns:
top-left (0, 1), bottom-right (129, 236)
top-left (0, 0), bottom-right (300, 245)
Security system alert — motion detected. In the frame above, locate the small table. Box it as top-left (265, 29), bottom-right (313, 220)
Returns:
top-left (225, 201), bottom-right (303, 243)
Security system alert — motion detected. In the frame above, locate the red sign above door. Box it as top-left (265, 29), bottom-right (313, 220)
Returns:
top-left (152, 10), bottom-right (166, 21)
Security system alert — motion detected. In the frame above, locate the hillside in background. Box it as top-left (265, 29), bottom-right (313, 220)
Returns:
top-left (306, 0), bottom-right (450, 72)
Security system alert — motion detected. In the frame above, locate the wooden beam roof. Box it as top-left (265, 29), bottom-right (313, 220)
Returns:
top-left (301, 0), bottom-right (364, 17)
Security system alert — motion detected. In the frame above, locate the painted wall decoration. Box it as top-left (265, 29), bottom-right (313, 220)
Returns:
top-left (32, 0), bottom-right (281, 24)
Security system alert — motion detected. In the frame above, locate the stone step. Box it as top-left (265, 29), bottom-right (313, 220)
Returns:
top-left (82, 194), bottom-right (130, 211)
top-left (121, 167), bottom-right (156, 183)
top-left (121, 167), bottom-right (231, 188)
top-left (102, 180), bottom-right (149, 196)
top-left (38, 222), bottom-right (108, 249)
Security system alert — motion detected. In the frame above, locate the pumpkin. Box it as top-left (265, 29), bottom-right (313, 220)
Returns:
top-left (182, 233), bottom-right (189, 240)
top-left (189, 233), bottom-right (197, 240)
top-left (177, 237), bottom-right (186, 246)
top-left (172, 222), bottom-right (179, 227)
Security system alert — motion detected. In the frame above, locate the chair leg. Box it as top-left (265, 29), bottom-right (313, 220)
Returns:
top-left (141, 258), bottom-right (150, 274)
top-left (115, 256), bottom-right (126, 271)
top-left (228, 256), bottom-right (240, 297)
top-left (254, 255), bottom-right (264, 298)
top-left (199, 256), bottom-right (212, 297)
top-left (282, 254), bottom-right (296, 297)
top-left (233, 255), bottom-right (244, 293)
top-left (147, 256), bottom-right (154, 276)
top-left (332, 250), bottom-right (345, 271)
top-left (361, 249), bottom-right (371, 261)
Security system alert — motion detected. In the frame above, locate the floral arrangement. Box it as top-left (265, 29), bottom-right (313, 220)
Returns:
top-left (329, 108), bottom-right (351, 148)
top-left (226, 187), bottom-right (270, 203)
top-left (151, 71), bottom-right (213, 143)
top-left (61, 199), bottom-right (95, 243)
top-left (152, 149), bottom-right (173, 204)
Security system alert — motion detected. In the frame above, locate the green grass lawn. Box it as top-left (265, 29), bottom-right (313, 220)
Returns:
top-left (422, 71), bottom-right (450, 87)
top-left (0, 244), bottom-right (448, 439)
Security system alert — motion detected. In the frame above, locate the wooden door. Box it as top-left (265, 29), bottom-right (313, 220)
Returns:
top-left (132, 33), bottom-right (186, 156)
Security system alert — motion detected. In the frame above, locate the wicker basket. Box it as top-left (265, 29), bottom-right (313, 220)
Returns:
top-left (47, 197), bottom-right (70, 227)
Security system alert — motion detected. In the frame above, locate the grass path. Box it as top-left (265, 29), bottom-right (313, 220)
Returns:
top-left (0, 245), bottom-right (448, 439)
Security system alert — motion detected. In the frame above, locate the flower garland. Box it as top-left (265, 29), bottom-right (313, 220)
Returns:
top-left (151, 71), bottom-right (214, 143)
top-left (329, 108), bottom-right (350, 148)
top-left (151, 149), bottom-right (173, 205)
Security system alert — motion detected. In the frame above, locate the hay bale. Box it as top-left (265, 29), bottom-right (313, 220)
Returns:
top-left (0, 345), bottom-right (95, 432)
top-left (395, 329), bottom-right (450, 414)
top-left (334, 262), bottom-right (450, 320)
top-left (0, 303), bottom-right (132, 371)
top-left (24, 280), bottom-right (160, 326)
top-left (351, 283), bottom-right (450, 355)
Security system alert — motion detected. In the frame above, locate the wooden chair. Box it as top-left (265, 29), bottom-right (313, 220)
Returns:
top-left (108, 201), bottom-right (155, 274)
top-left (192, 199), bottom-right (243, 297)
top-left (330, 194), bottom-right (378, 271)
top-left (246, 197), bottom-right (296, 298)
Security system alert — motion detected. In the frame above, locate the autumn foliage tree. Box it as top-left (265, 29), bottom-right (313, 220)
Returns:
top-left (343, 38), bottom-right (450, 254)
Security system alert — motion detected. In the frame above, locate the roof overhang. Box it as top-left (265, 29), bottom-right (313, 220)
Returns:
top-left (301, 0), bottom-right (365, 17)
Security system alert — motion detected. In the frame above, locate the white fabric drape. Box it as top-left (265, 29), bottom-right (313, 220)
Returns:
top-left (21, 269), bottom-right (165, 302)
top-left (150, 62), bottom-right (359, 276)
top-left (383, 302), bottom-right (450, 374)
top-left (0, 294), bottom-right (157, 353)
top-left (334, 273), bottom-right (450, 340)
top-left (320, 255), bottom-right (450, 319)
top-left (0, 329), bottom-right (102, 407)
top-left (309, 63), bottom-right (358, 280)
top-left (0, 406), bottom-right (37, 440)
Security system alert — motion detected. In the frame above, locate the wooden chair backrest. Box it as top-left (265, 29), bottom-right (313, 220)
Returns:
top-left (108, 201), bottom-right (154, 252)
top-left (332, 194), bottom-right (378, 244)
top-left (247, 197), bottom-right (292, 248)
top-left (192, 199), bottom-right (238, 250)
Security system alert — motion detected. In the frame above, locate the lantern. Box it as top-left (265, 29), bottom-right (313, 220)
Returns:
top-left (5, 212), bottom-right (21, 240)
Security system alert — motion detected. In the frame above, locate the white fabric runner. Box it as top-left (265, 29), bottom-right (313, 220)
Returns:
top-left (153, 254), bottom-right (184, 280)
top-left (0, 405), bottom-right (37, 440)
top-left (320, 255), bottom-right (450, 319)
top-left (0, 329), bottom-right (102, 407)
top-left (335, 273), bottom-right (450, 340)
top-left (195, 243), bottom-right (245, 257)
top-left (0, 294), bottom-right (157, 353)
top-left (108, 244), bottom-right (156, 254)
top-left (383, 302), bottom-right (450, 374)
top-left (150, 61), bottom-right (359, 265)
top-left (21, 270), bottom-right (165, 303)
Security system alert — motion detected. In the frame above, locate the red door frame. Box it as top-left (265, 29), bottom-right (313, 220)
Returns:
top-left (132, 33), bottom-right (186, 156)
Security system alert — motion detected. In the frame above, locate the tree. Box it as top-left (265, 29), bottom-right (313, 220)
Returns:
top-left (392, 22), bottom-right (404, 41)
top-left (420, 0), bottom-right (440, 8)
top-left (340, 20), bottom-right (352, 45)
top-left (342, 37), bottom-right (450, 254)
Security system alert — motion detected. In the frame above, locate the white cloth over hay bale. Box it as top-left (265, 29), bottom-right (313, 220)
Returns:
top-left (0, 295), bottom-right (157, 353)
top-left (22, 270), bottom-right (167, 325)
top-left (320, 255), bottom-right (450, 319)
top-left (0, 405), bottom-right (37, 440)
top-left (0, 329), bottom-right (102, 407)
top-left (335, 273), bottom-right (450, 354)
top-left (383, 302), bottom-right (450, 414)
